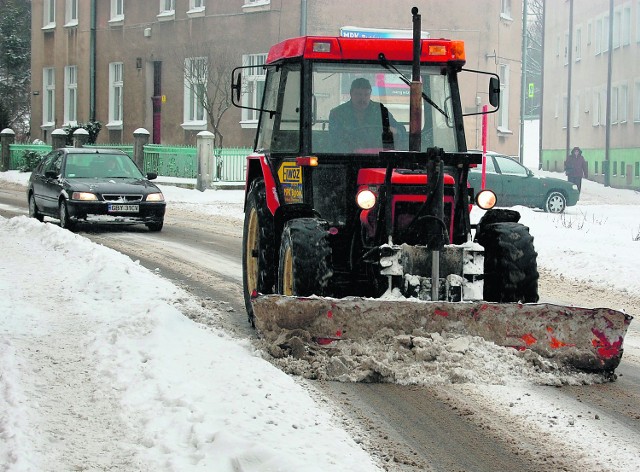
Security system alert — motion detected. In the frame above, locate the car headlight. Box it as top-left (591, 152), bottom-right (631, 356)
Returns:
top-left (71, 192), bottom-right (98, 201)
top-left (146, 192), bottom-right (165, 202)
top-left (475, 189), bottom-right (497, 210)
top-left (356, 189), bottom-right (377, 210)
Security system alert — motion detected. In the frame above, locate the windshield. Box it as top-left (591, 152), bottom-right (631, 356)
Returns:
top-left (64, 153), bottom-right (145, 179)
top-left (312, 63), bottom-right (457, 154)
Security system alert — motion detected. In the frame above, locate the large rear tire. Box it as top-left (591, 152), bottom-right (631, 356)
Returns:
top-left (242, 180), bottom-right (276, 326)
top-left (278, 218), bottom-right (333, 297)
top-left (477, 221), bottom-right (539, 303)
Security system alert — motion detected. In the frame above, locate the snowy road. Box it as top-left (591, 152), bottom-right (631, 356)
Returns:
top-left (1, 179), bottom-right (639, 471)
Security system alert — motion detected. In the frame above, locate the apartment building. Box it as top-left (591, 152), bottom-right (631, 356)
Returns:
top-left (30, 0), bottom-right (523, 154)
top-left (541, 0), bottom-right (640, 189)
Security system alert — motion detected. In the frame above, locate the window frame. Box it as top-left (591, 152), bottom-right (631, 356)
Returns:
top-left (43, 0), bottom-right (56, 29)
top-left (158, 0), bottom-right (175, 20)
top-left (240, 53), bottom-right (268, 128)
top-left (107, 62), bottom-right (124, 130)
top-left (42, 68), bottom-right (56, 128)
top-left (497, 63), bottom-right (510, 133)
top-left (63, 65), bottom-right (77, 126)
top-left (182, 57), bottom-right (208, 130)
top-left (65, 0), bottom-right (78, 27)
top-left (110, 0), bottom-right (124, 23)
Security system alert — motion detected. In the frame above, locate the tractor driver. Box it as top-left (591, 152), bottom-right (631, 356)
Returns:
top-left (329, 77), bottom-right (405, 153)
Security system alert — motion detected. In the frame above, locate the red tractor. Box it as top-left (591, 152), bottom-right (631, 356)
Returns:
top-left (231, 9), bottom-right (630, 373)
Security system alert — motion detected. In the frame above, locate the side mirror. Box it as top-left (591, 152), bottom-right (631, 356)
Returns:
top-left (146, 172), bottom-right (158, 180)
top-left (45, 170), bottom-right (58, 179)
top-left (231, 68), bottom-right (242, 105)
top-left (489, 77), bottom-right (500, 108)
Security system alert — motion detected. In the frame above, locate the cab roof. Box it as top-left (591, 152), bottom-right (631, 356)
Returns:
top-left (266, 36), bottom-right (466, 65)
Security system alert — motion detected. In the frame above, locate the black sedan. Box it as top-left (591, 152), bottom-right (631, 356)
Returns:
top-left (468, 152), bottom-right (580, 213)
top-left (27, 148), bottom-right (166, 231)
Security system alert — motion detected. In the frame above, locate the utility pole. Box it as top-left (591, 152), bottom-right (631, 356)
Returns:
top-left (604, 0), bottom-right (614, 187)
top-left (565, 0), bottom-right (574, 161)
top-left (519, 0), bottom-right (528, 165)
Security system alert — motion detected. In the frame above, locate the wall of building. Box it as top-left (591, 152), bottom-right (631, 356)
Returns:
top-left (30, 0), bottom-right (523, 157)
top-left (541, 0), bottom-right (640, 189)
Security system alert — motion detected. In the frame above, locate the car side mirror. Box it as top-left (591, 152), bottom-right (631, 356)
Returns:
top-left (146, 172), bottom-right (158, 180)
top-left (45, 170), bottom-right (58, 179)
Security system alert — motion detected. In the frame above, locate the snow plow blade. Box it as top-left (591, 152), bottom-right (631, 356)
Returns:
top-left (252, 295), bottom-right (633, 373)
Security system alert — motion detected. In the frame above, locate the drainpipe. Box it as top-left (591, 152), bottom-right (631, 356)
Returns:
top-left (90, 0), bottom-right (97, 122)
top-left (519, 0), bottom-right (528, 164)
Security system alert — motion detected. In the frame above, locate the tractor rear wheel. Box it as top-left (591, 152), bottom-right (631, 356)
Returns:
top-left (477, 222), bottom-right (539, 303)
top-left (242, 180), bottom-right (276, 326)
top-left (278, 218), bottom-right (333, 297)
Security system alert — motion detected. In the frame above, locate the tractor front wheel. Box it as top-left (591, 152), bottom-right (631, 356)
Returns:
top-left (477, 221), bottom-right (539, 303)
top-left (278, 218), bottom-right (333, 297)
top-left (242, 180), bottom-right (276, 326)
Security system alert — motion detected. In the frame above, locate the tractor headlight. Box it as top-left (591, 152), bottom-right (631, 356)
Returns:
top-left (476, 189), bottom-right (497, 210)
top-left (356, 189), bottom-right (377, 210)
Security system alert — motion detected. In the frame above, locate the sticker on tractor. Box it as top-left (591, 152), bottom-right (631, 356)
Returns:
top-left (277, 161), bottom-right (303, 203)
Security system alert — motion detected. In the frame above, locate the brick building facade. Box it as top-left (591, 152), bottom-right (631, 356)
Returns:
top-left (30, 0), bottom-right (523, 155)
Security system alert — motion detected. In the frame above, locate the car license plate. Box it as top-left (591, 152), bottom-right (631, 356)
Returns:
top-left (108, 204), bottom-right (139, 213)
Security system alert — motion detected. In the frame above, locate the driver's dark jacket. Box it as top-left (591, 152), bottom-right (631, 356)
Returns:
top-left (329, 100), bottom-right (400, 152)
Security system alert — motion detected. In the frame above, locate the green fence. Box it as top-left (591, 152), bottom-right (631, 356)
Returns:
top-left (9, 144), bottom-right (52, 169)
top-left (6, 143), bottom-right (251, 182)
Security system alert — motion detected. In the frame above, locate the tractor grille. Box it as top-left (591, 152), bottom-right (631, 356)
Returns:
top-left (102, 194), bottom-right (143, 203)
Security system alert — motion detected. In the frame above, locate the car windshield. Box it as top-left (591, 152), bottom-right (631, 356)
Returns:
top-left (64, 153), bottom-right (145, 179)
top-left (311, 63), bottom-right (457, 154)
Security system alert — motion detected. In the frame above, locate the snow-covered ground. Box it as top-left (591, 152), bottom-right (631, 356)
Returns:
top-left (1, 169), bottom-right (640, 471)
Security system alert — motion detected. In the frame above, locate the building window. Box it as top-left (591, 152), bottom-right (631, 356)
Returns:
top-left (562, 95), bottom-right (568, 129)
top-left (611, 86), bottom-right (619, 124)
top-left (622, 5), bottom-right (631, 46)
top-left (110, 0), bottom-right (124, 22)
top-left (634, 80), bottom-right (640, 122)
top-left (595, 17), bottom-right (602, 54)
top-left (187, 0), bottom-right (205, 17)
top-left (43, 68), bottom-right (56, 127)
top-left (595, 161), bottom-right (599, 174)
top-left (572, 94), bottom-right (580, 128)
top-left (603, 14), bottom-right (610, 53)
top-left (183, 57), bottom-right (207, 130)
top-left (600, 87), bottom-right (607, 125)
top-left (108, 62), bottom-right (123, 129)
top-left (500, 0), bottom-right (512, 20)
top-left (575, 26), bottom-right (582, 61)
top-left (498, 64), bottom-right (510, 132)
top-left (243, 0), bottom-right (271, 12)
top-left (587, 21), bottom-right (592, 45)
top-left (592, 89), bottom-right (600, 126)
top-left (635, 162), bottom-right (639, 177)
top-left (564, 32), bottom-right (569, 65)
top-left (160, 0), bottom-right (174, 13)
top-left (619, 83), bottom-right (628, 123)
top-left (64, 66), bottom-right (77, 125)
top-left (65, 0), bottom-right (78, 26)
top-left (241, 53), bottom-right (267, 126)
top-left (43, 0), bottom-right (56, 29)
top-left (613, 7), bottom-right (621, 49)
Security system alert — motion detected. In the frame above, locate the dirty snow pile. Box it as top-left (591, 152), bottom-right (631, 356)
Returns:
top-left (0, 215), bottom-right (381, 472)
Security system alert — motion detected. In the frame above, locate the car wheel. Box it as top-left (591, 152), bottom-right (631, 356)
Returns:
top-left (544, 191), bottom-right (566, 213)
top-left (58, 199), bottom-right (75, 230)
top-left (28, 193), bottom-right (44, 222)
top-left (146, 220), bottom-right (164, 232)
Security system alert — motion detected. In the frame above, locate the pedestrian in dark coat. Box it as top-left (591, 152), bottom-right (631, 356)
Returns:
top-left (564, 146), bottom-right (588, 191)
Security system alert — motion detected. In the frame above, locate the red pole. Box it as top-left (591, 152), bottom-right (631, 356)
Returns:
top-left (481, 104), bottom-right (488, 189)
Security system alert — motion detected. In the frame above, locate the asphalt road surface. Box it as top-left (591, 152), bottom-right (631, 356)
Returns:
top-left (1, 182), bottom-right (638, 471)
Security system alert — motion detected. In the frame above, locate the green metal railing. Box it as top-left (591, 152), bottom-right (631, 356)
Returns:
top-left (7, 143), bottom-right (251, 183)
top-left (143, 144), bottom-right (198, 178)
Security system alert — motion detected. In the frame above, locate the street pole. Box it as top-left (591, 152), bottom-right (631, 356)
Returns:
top-left (519, 0), bottom-right (528, 165)
top-left (565, 0), bottom-right (574, 162)
top-left (604, 0), bottom-right (614, 187)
